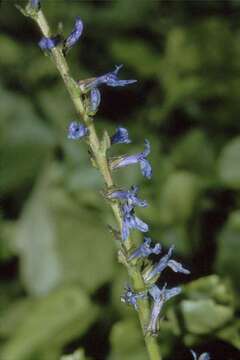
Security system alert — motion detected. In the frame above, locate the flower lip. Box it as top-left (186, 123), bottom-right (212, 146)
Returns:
top-left (80, 65), bottom-right (137, 92)
top-left (146, 284), bottom-right (181, 335)
top-left (143, 245), bottom-right (190, 283)
top-left (128, 237), bottom-right (161, 261)
top-left (106, 185), bottom-right (147, 208)
top-left (110, 139), bottom-right (152, 179)
top-left (38, 36), bottom-right (61, 51)
top-left (121, 203), bottom-right (148, 241)
top-left (64, 16), bottom-right (83, 52)
top-left (68, 121), bottom-right (88, 140)
top-left (111, 126), bottom-right (131, 145)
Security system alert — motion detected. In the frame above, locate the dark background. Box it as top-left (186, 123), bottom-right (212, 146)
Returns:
top-left (0, 1), bottom-right (240, 359)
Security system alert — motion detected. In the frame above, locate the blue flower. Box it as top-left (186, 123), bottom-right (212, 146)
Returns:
top-left (111, 127), bottom-right (131, 145)
top-left (79, 65), bottom-right (137, 92)
top-left (191, 350), bottom-right (210, 360)
top-left (128, 237), bottom-right (161, 261)
top-left (64, 17), bottom-right (83, 52)
top-left (121, 285), bottom-right (147, 310)
top-left (146, 284), bottom-right (181, 335)
top-left (88, 88), bottom-right (101, 114)
top-left (38, 36), bottom-right (60, 51)
top-left (30, 0), bottom-right (40, 9)
top-left (143, 245), bottom-right (190, 283)
top-left (106, 185), bottom-right (147, 208)
top-left (121, 203), bottom-right (148, 241)
top-left (111, 140), bottom-right (152, 179)
top-left (68, 121), bottom-right (88, 140)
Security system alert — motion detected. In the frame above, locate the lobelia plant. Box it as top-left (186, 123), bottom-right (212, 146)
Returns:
top-left (19, 1), bottom-right (211, 359)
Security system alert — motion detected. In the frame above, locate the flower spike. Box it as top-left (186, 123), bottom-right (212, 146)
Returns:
top-left (106, 185), bottom-right (147, 208)
top-left (121, 203), bottom-right (148, 241)
top-left (128, 237), bottom-right (161, 261)
top-left (111, 127), bottom-right (131, 145)
top-left (64, 16), bottom-right (83, 52)
top-left (111, 139), bottom-right (152, 179)
top-left (68, 121), bottom-right (88, 140)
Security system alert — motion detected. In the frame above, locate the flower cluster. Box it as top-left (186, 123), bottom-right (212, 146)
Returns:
top-left (68, 58), bottom-right (190, 336)
top-left (62, 14), bottom-right (212, 352)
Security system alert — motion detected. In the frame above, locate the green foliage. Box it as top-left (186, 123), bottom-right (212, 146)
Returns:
top-left (1, 0), bottom-right (240, 359)
top-left (0, 286), bottom-right (98, 360)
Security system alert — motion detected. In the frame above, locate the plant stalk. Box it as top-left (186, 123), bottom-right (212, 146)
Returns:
top-left (31, 9), bottom-right (161, 360)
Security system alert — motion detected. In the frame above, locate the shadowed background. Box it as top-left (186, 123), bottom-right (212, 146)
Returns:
top-left (0, 1), bottom-right (240, 359)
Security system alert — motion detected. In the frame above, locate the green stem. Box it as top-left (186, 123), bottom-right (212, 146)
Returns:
top-left (32, 9), bottom-right (161, 360)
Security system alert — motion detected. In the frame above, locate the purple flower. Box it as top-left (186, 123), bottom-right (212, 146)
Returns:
top-left (68, 121), bottom-right (88, 140)
top-left (128, 237), bottom-right (161, 261)
top-left (111, 140), bottom-right (152, 179)
top-left (30, 0), bottom-right (40, 9)
top-left (146, 284), bottom-right (181, 335)
top-left (64, 17), bottom-right (83, 52)
top-left (121, 285), bottom-right (147, 310)
top-left (143, 245), bottom-right (190, 283)
top-left (111, 127), bottom-right (131, 145)
top-left (88, 88), bottom-right (101, 114)
top-left (121, 203), bottom-right (148, 241)
top-left (106, 185), bottom-right (147, 208)
top-left (191, 351), bottom-right (210, 360)
top-left (38, 36), bottom-right (60, 51)
top-left (79, 65), bottom-right (137, 92)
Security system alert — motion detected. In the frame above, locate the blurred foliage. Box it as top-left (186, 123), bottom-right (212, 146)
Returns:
top-left (1, 0), bottom-right (240, 359)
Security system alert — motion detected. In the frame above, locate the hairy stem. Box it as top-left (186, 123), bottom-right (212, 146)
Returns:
top-left (30, 9), bottom-right (161, 360)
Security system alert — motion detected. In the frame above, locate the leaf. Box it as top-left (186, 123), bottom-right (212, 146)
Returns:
top-left (181, 299), bottom-right (233, 335)
top-left (215, 211), bottom-right (240, 292)
top-left (217, 320), bottom-right (240, 350)
top-left (184, 275), bottom-right (235, 306)
top-left (181, 275), bottom-right (235, 338)
top-left (0, 286), bottom-right (98, 360)
top-left (14, 164), bottom-right (115, 295)
top-left (61, 349), bottom-right (88, 360)
top-left (109, 319), bottom-right (148, 360)
top-left (111, 40), bottom-right (160, 78)
top-left (0, 84), bottom-right (55, 194)
top-left (158, 171), bottom-right (201, 225)
top-left (0, 35), bottom-right (23, 66)
top-left (15, 167), bottom-right (62, 296)
top-left (218, 136), bottom-right (240, 189)
top-left (170, 130), bottom-right (215, 178)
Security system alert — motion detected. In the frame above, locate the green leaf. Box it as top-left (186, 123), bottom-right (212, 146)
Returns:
top-left (184, 275), bottom-right (235, 306)
top-left (0, 286), bottom-right (98, 360)
top-left (0, 85), bottom-right (55, 194)
top-left (218, 136), bottom-right (240, 189)
top-left (0, 35), bottom-right (23, 66)
top-left (61, 349), bottom-right (88, 360)
top-left (171, 130), bottom-right (215, 177)
top-left (181, 275), bottom-right (235, 338)
top-left (215, 211), bottom-right (240, 292)
top-left (14, 165), bottom-right (115, 295)
top-left (217, 320), bottom-right (240, 350)
top-left (111, 40), bottom-right (160, 78)
top-left (158, 171), bottom-right (201, 225)
top-left (109, 319), bottom-right (148, 360)
top-left (181, 299), bottom-right (233, 335)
